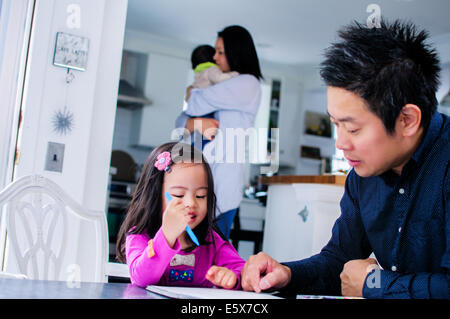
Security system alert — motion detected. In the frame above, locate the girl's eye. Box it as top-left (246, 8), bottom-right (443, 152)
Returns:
top-left (196, 195), bottom-right (206, 199)
top-left (348, 129), bottom-right (359, 134)
top-left (172, 194), bottom-right (184, 198)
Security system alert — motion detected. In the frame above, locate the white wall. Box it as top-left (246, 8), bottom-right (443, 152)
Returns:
top-left (291, 65), bottom-right (336, 175)
top-left (16, 0), bottom-right (127, 209)
top-left (112, 107), bottom-right (151, 166)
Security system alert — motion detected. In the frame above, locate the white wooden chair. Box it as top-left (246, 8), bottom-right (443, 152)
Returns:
top-left (0, 175), bottom-right (108, 283)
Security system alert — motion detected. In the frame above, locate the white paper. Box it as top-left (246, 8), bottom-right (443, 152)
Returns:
top-left (146, 285), bottom-right (283, 299)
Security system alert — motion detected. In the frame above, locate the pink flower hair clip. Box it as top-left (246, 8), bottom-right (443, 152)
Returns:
top-left (154, 151), bottom-right (172, 172)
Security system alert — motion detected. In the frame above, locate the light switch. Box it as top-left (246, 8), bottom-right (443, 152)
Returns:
top-left (45, 142), bottom-right (65, 172)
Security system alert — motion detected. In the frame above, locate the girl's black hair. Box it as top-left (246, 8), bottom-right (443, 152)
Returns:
top-left (218, 25), bottom-right (263, 80)
top-left (320, 18), bottom-right (440, 134)
top-left (116, 142), bottom-right (224, 263)
top-left (191, 45), bottom-right (216, 69)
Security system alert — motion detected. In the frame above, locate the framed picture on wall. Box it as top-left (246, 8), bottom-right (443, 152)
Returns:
top-left (304, 111), bottom-right (332, 138)
top-left (300, 145), bottom-right (321, 159)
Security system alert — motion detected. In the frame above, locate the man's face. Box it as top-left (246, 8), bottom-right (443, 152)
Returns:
top-left (327, 86), bottom-right (409, 177)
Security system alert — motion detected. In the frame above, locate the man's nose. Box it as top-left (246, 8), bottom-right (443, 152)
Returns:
top-left (335, 130), bottom-right (351, 151)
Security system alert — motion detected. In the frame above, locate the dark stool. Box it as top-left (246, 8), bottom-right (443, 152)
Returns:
top-left (229, 207), bottom-right (264, 255)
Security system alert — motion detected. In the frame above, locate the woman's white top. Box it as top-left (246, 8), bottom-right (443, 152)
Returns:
top-left (175, 74), bottom-right (261, 214)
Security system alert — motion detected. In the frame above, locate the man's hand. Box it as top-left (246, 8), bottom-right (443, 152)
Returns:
top-left (340, 258), bottom-right (378, 297)
top-left (241, 252), bottom-right (291, 293)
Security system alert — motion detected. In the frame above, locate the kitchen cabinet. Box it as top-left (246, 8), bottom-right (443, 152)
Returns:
top-left (251, 76), bottom-right (301, 173)
top-left (277, 78), bottom-right (303, 172)
top-left (262, 176), bottom-right (345, 262)
top-left (267, 79), bottom-right (281, 162)
top-left (257, 75), bottom-right (303, 173)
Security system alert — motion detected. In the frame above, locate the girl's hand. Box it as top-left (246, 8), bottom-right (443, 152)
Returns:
top-left (206, 266), bottom-right (237, 289)
top-left (161, 197), bottom-right (190, 247)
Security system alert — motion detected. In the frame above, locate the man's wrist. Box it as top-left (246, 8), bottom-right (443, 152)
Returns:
top-left (282, 264), bottom-right (292, 288)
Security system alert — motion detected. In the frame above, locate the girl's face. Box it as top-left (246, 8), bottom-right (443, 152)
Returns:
top-left (161, 163), bottom-right (209, 230)
top-left (213, 37), bottom-right (230, 72)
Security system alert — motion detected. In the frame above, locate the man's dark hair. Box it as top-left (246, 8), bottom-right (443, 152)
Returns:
top-left (191, 45), bottom-right (215, 69)
top-left (320, 19), bottom-right (441, 134)
top-left (218, 25), bottom-right (263, 80)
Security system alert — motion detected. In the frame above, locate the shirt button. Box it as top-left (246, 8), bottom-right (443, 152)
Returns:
top-left (391, 265), bottom-right (397, 272)
top-left (398, 227), bottom-right (402, 233)
top-left (399, 188), bottom-right (405, 194)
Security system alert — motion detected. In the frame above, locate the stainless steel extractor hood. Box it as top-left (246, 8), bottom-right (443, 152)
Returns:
top-left (117, 79), bottom-right (152, 109)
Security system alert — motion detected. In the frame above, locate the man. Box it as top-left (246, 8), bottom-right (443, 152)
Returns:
top-left (241, 19), bottom-right (449, 299)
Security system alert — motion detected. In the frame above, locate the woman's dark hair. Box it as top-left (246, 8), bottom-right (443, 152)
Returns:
top-left (218, 25), bottom-right (263, 80)
top-left (191, 45), bottom-right (215, 69)
top-left (320, 18), bottom-right (441, 134)
top-left (116, 142), bottom-right (223, 263)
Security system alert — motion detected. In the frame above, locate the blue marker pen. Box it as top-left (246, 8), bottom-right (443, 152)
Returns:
top-left (164, 192), bottom-right (200, 246)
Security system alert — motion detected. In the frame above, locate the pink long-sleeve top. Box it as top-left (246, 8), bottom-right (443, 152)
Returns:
top-left (125, 228), bottom-right (245, 288)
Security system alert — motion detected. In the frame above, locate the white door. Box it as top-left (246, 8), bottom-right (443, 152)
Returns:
top-left (0, 0), bottom-right (35, 188)
top-left (0, 0), bottom-right (35, 269)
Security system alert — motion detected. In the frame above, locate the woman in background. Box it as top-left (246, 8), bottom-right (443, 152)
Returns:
top-left (175, 25), bottom-right (263, 239)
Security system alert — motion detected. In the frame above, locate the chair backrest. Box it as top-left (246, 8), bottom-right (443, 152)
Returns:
top-left (0, 175), bottom-right (108, 283)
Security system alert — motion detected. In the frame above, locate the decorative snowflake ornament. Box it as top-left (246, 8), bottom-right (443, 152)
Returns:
top-left (52, 107), bottom-right (74, 135)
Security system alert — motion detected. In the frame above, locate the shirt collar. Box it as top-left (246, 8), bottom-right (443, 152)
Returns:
top-left (410, 111), bottom-right (443, 165)
top-left (194, 62), bottom-right (217, 73)
top-left (380, 111), bottom-right (443, 181)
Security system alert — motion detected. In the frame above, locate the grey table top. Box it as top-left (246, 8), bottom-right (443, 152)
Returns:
top-left (0, 278), bottom-right (166, 299)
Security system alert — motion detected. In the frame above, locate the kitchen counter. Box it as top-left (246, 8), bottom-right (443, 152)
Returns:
top-left (261, 174), bottom-right (346, 186)
top-left (261, 175), bottom-right (346, 261)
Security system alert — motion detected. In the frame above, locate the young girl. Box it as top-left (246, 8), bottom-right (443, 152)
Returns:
top-left (116, 142), bottom-right (245, 289)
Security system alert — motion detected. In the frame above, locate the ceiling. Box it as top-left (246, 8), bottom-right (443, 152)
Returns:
top-left (125, 0), bottom-right (450, 66)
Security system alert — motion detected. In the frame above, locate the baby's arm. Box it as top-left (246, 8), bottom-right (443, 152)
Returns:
top-left (126, 229), bottom-right (181, 287)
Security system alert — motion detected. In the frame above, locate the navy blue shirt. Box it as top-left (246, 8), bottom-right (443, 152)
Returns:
top-left (284, 111), bottom-right (449, 298)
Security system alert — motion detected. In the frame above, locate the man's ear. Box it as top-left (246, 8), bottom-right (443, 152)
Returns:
top-left (398, 104), bottom-right (422, 137)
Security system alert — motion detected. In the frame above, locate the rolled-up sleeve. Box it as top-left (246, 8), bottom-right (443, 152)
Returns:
top-left (186, 75), bottom-right (260, 116)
